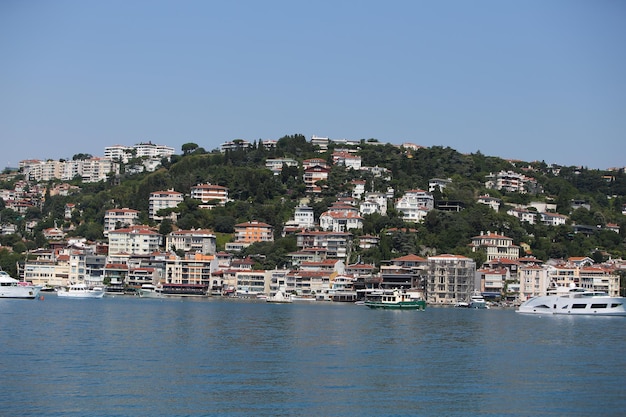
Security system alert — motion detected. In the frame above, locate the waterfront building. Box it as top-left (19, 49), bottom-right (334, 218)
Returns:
top-left (548, 262), bottom-right (620, 296)
top-left (379, 254), bottom-right (427, 291)
top-left (518, 264), bottom-right (549, 301)
top-left (164, 253), bottom-right (217, 289)
top-left (426, 254), bottom-right (476, 304)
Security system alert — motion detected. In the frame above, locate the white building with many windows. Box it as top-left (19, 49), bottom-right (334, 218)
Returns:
top-left (165, 229), bottom-right (217, 255)
top-left (104, 208), bottom-right (140, 235)
top-left (470, 231), bottom-right (520, 261)
top-left (149, 190), bottom-right (184, 220)
top-left (108, 226), bottom-right (162, 255)
top-left (395, 189), bottom-right (434, 223)
top-left (190, 183), bottom-right (229, 207)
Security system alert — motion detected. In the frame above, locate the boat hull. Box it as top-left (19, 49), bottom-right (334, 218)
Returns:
top-left (0, 286), bottom-right (42, 299)
top-left (517, 294), bottom-right (626, 316)
top-left (57, 290), bottom-right (105, 299)
top-left (365, 300), bottom-right (426, 310)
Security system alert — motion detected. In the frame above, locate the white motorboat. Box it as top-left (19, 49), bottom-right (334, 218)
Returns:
top-left (266, 289), bottom-right (293, 304)
top-left (0, 270), bottom-right (42, 299)
top-left (517, 285), bottom-right (626, 316)
top-left (469, 293), bottom-right (489, 309)
top-left (138, 284), bottom-right (162, 298)
top-left (57, 282), bottom-right (105, 299)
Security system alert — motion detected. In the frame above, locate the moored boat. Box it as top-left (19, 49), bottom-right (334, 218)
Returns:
top-left (57, 282), bottom-right (105, 299)
top-left (266, 288), bottom-right (293, 304)
top-left (0, 270), bottom-right (42, 299)
top-left (138, 283), bottom-right (163, 298)
top-left (517, 285), bottom-right (626, 316)
top-left (364, 289), bottom-right (426, 310)
top-left (469, 292), bottom-right (489, 309)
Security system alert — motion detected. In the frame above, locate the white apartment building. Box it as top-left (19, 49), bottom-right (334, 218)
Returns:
top-left (470, 231), bottom-right (520, 261)
top-left (265, 158), bottom-right (298, 175)
top-left (165, 229), bottom-right (217, 255)
top-left (319, 206), bottom-right (363, 232)
top-left (20, 158), bottom-right (119, 183)
top-left (548, 264), bottom-right (620, 296)
top-left (477, 194), bottom-right (501, 211)
top-left (395, 189), bottom-right (434, 223)
top-left (108, 226), bottom-right (162, 255)
top-left (104, 142), bottom-right (175, 163)
top-left (104, 208), bottom-right (140, 235)
top-left (149, 190), bottom-right (184, 220)
top-left (190, 183), bottom-right (229, 206)
top-left (428, 178), bottom-right (452, 193)
top-left (485, 170), bottom-right (537, 194)
top-left (289, 205), bottom-right (315, 229)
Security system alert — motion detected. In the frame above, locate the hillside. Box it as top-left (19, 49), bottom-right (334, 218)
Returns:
top-left (1, 134), bottom-right (626, 274)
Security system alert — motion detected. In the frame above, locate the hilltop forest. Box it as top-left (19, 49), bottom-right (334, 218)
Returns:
top-left (1, 134), bottom-right (626, 275)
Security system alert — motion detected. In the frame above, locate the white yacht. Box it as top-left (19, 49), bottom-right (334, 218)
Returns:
top-left (57, 282), bottom-right (105, 299)
top-left (517, 285), bottom-right (626, 316)
top-left (0, 270), bottom-right (42, 299)
top-left (469, 293), bottom-right (489, 309)
top-left (138, 283), bottom-right (162, 298)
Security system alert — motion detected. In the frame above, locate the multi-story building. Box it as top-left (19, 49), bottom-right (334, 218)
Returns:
top-left (548, 263), bottom-right (620, 296)
top-left (296, 231), bottom-right (352, 260)
top-left (319, 204), bottom-right (363, 232)
top-left (108, 226), bottom-right (162, 255)
top-left (104, 208), bottom-right (140, 235)
top-left (265, 158), bottom-right (298, 175)
top-left (395, 189), bottom-right (434, 223)
top-left (165, 229), bottom-right (216, 255)
top-left (470, 231), bottom-right (520, 261)
top-left (149, 189), bottom-right (184, 220)
top-left (190, 183), bottom-right (229, 207)
top-left (426, 254), bottom-right (476, 304)
top-left (379, 254), bottom-right (428, 291)
top-left (105, 142), bottom-right (175, 162)
top-left (428, 178), bottom-right (452, 193)
top-left (164, 253), bottom-right (216, 288)
top-left (332, 151), bottom-right (362, 170)
top-left (477, 194), bottom-right (501, 211)
top-left (225, 221), bottom-right (274, 251)
top-left (485, 170), bottom-right (537, 194)
top-left (518, 264), bottom-right (549, 301)
top-left (303, 165), bottom-right (330, 194)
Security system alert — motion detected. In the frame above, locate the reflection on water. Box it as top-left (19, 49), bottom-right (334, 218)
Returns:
top-left (1, 297), bottom-right (625, 416)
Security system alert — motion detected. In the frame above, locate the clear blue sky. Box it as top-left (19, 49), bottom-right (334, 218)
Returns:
top-left (1, 0), bottom-right (625, 169)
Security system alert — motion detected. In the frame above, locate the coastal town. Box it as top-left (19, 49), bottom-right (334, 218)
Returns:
top-left (1, 135), bottom-right (625, 305)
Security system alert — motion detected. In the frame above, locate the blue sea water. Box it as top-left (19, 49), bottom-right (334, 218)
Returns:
top-left (1, 295), bottom-right (625, 417)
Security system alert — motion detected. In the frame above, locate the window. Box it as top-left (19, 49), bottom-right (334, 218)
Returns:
top-left (590, 304), bottom-right (607, 309)
top-left (571, 304), bottom-right (587, 309)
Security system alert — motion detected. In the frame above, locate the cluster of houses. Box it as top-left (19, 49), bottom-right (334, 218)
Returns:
top-left (3, 136), bottom-right (625, 302)
top-left (21, 223), bottom-right (624, 303)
